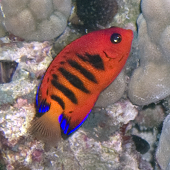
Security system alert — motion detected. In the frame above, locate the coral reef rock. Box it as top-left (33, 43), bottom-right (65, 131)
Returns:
top-left (1, 0), bottom-right (72, 41)
top-left (156, 114), bottom-right (170, 170)
top-left (0, 10), bottom-right (6, 37)
top-left (128, 0), bottom-right (170, 106)
top-left (135, 104), bottom-right (165, 128)
top-left (0, 41), bottom-right (52, 106)
top-left (95, 70), bottom-right (126, 107)
top-left (0, 99), bottom-right (140, 170)
top-left (0, 60), bottom-right (18, 84)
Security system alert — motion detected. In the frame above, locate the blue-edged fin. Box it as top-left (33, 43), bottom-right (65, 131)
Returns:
top-left (29, 109), bottom-right (61, 147)
top-left (59, 109), bottom-right (91, 135)
top-left (35, 99), bottom-right (50, 117)
top-left (59, 113), bottom-right (70, 135)
top-left (59, 94), bottom-right (97, 136)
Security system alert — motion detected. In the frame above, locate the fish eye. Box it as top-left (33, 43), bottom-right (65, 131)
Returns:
top-left (110, 33), bottom-right (122, 44)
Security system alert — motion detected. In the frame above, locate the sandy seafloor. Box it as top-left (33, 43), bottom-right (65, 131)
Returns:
top-left (0, 0), bottom-right (166, 169)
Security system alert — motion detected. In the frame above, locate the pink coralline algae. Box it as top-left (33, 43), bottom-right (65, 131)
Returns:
top-left (31, 149), bottom-right (43, 163)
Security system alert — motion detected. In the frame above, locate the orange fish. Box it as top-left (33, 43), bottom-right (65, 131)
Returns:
top-left (30, 27), bottom-right (133, 145)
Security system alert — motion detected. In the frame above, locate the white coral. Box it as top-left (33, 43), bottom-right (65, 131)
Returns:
top-left (128, 0), bottom-right (170, 106)
top-left (156, 114), bottom-right (170, 170)
top-left (1, 0), bottom-right (71, 41)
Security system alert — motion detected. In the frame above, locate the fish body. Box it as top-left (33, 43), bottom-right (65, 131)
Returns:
top-left (31, 27), bottom-right (133, 145)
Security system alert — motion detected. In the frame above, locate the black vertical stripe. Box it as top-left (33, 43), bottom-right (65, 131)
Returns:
top-left (67, 60), bottom-right (98, 83)
top-left (51, 79), bottom-right (78, 104)
top-left (76, 53), bottom-right (104, 70)
top-left (85, 53), bottom-right (104, 70)
top-left (60, 61), bottom-right (65, 65)
top-left (58, 67), bottom-right (90, 93)
top-left (52, 74), bottom-right (58, 79)
top-left (51, 95), bottom-right (65, 109)
top-left (76, 53), bottom-right (87, 62)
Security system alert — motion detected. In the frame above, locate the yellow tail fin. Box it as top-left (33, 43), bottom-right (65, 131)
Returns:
top-left (29, 111), bottom-right (61, 147)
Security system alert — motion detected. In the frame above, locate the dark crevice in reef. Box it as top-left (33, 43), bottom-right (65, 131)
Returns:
top-left (0, 60), bottom-right (18, 84)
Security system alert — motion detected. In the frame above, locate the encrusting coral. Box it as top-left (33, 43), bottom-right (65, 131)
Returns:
top-left (156, 114), bottom-right (170, 170)
top-left (128, 0), bottom-right (170, 106)
top-left (0, 10), bottom-right (6, 37)
top-left (1, 0), bottom-right (71, 41)
top-left (95, 70), bottom-right (126, 108)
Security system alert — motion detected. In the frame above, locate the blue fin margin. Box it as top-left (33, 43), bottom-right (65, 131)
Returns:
top-left (59, 109), bottom-right (92, 135)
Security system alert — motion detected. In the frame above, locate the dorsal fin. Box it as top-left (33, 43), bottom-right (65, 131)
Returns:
top-left (36, 99), bottom-right (51, 117)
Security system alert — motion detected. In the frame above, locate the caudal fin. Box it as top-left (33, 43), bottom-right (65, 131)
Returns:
top-left (29, 112), bottom-right (61, 147)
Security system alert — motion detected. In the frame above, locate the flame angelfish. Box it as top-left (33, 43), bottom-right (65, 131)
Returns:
top-left (30, 27), bottom-right (133, 146)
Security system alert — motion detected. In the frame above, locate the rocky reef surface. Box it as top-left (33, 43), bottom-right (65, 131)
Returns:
top-left (0, 0), bottom-right (168, 169)
top-left (127, 0), bottom-right (170, 169)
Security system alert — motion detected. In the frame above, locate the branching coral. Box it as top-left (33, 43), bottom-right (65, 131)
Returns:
top-left (128, 0), bottom-right (170, 106)
top-left (1, 0), bottom-right (71, 41)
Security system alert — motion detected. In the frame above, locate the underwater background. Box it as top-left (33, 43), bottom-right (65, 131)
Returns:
top-left (0, 0), bottom-right (169, 169)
